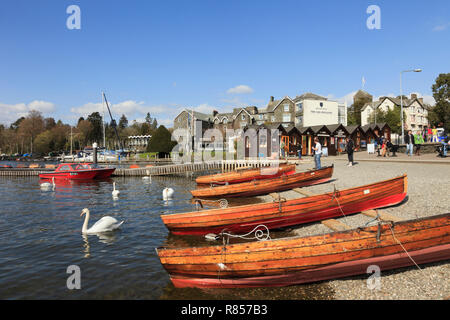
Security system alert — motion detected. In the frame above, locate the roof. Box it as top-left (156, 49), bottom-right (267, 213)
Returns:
top-left (266, 96), bottom-right (295, 112)
top-left (293, 92), bottom-right (327, 102)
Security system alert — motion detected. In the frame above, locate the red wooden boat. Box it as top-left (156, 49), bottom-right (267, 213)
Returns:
top-left (157, 212), bottom-right (450, 288)
top-left (74, 163), bottom-right (116, 179)
top-left (196, 164), bottom-right (296, 185)
top-left (39, 163), bottom-right (115, 180)
top-left (162, 175), bottom-right (407, 235)
top-left (191, 165), bottom-right (333, 198)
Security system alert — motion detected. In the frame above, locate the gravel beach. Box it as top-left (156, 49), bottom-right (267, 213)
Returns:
top-left (256, 157), bottom-right (450, 300)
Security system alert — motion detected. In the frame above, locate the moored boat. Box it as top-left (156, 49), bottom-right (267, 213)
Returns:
top-left (191, 165), bottom-right (333, 198)
top-left (39, 163), bottom-right (115, 180)
top-left (162, 175), bottom-right (407, 235)
top-left (196, 164), bottom-right (296, 185)
top-left (157, 212), bottom-right (450, 288)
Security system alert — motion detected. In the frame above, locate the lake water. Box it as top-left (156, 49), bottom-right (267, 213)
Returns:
top-left (0, 163), bottom-right (333, 300)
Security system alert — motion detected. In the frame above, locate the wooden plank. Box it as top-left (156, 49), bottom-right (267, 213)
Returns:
top-left (321, 219), bottom-right (352, 231)
top-left (268, 193), bottom-right (280, 200)
top-left (292, 188), bottom-right (316, 197)
top-left (361, 210), bottom-right (402, 222)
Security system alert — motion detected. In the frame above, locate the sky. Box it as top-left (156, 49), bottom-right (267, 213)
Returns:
top-left (0, 0), bottom-right (449, 127)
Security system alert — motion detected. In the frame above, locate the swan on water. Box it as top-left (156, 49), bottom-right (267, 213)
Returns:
top-left (40, 177), bottom-right (55, 190)
top-left (80, 208), bottom-right (124, 234)
top-left (112, 182), bottom-right (120, 197)
top-left (162, 187), bottom-right (174, 200)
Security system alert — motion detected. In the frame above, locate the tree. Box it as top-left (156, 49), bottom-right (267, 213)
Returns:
top-left (118, 114), bottom-right (128, 129)
top-left (87, 112), bottom-right (103, 143)
top-left (146, 125), bottom-right (176, 154)
top-left (44, 117), bottom-right (56, 130)
top-left (76, 119), bottom-right (93, 146)
top-left (428, 73), bottom-right (450, 132)
top-left (368, 105), bottom-right (404, 134)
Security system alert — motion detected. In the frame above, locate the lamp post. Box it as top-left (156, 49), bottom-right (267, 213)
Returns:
top-left (400, 69), bottom-right (422, 143)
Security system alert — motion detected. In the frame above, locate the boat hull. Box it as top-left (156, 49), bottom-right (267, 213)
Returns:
top-left (162, 175), bottom-right (407, 235)
top-left (39, 171), bottom-right (98, 180)
top-left (169, 243), bottom-right (450, 288)
top-left (158, 213), bottom-right (450, 288)
top-left (196, 164), bottom-right (296, 185)
top-left (191, 165), bottom-right (333, 198)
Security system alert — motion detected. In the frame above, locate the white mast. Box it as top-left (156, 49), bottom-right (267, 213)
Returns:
top-left (102, 91), bottom-right (106, 149)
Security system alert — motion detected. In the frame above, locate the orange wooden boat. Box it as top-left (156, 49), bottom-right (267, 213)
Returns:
top-left (191, 165), bottom-right (333, 198)
top-left (163, 174), bottom-right (407, 235)
top-left (157, 212), bottom-right (450, 288)
top-left (195, 164), bottom-right (296, 185)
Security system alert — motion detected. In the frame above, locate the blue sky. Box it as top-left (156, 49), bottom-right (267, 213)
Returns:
top-left (0, 0), bottom-right (449, 126)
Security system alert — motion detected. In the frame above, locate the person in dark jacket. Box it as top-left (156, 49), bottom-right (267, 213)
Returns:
top-left (404, 130), bottom-right (415, 156)
top-left (345, 137), bottom-right (354, 166)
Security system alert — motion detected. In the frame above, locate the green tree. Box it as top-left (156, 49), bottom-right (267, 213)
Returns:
top-left (118, 114), bottom-right (128, 129)
top-left (368, 105), bottom-right (404, 134)
top-left (146, 125), bottom-right (176, 153)
top-left (428, 73), bottom-right (450, 132)
top-left (87, 112), bottom-right (103, 143)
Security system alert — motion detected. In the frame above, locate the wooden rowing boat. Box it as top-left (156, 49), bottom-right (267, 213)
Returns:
top-left (157, 212), bottom-right (450, 288)
top-left (195, 164), bottom-right (296, 185)
top-left (162, 175), bottom-right (407, 235)
top-left (191, 165), bottom-right (333, 198)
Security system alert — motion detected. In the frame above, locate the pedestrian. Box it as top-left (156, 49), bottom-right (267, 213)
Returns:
top-left (280, 140), bottom-right (285, 159)
top-left (404, 130), bottom-right (415, 156)
top-left (427, 127), bottom-right (432, 142)
top-left (432, 126), bottom-right (438, 142)
top-left (297, 140), bottom-right (302, 160)
top-left (414, 130), bottom-right (424, 156)
top-left (345, 137), bottom-right (354, 166)
top-left (312, 137), bottom-right (322, 169)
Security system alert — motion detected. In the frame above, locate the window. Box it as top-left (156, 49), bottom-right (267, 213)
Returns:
top-left (271, 116), bottom-right (275, 122)
top-left (296, 116), bottom-right (303, 125)
top-left (296, 102), bottom-right (303, 112)
top-left (241, 114), bottom-right (245, 120)
top-left (258, 114), bottom-right (263, 120)
top-left (223, 118), bottom-right (228, 124)
top-left (283, 114), bottom-right (291, 122)
top-left (284, 104), bottom-right (290, 112)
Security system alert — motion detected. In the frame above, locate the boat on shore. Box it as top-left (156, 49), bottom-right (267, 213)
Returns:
top-left (39, 163), bottom-right (115, 180)
top-left (196, 164), bottom-right (296, 185)
top-left (157, 212), bottom-right (450, 288)
top-left (190, 165), bottom-right (333, 198)
top-left (162, 175), bottom-right (407, 235)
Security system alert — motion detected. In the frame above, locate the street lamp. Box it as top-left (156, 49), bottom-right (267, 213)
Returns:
top-left (400, 69), bottom-right (422, 143)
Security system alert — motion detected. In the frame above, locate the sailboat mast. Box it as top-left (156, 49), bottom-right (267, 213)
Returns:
top-left (102, 92), bottom-right (106, 148)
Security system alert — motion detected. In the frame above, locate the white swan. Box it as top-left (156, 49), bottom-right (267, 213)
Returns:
top-left (80, 208), bottom-right (124, 234)
top-left (112, 182), bottom-right (120, 197)
top-left (162, 187), bottom-right (174, 200)
top-left (40, 177), bottom-right (55, 191)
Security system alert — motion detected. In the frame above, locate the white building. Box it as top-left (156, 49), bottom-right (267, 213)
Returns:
top-left (293, 93), bottom-right (346, 127)
top-left (361, 94), bottom-right (429, 132)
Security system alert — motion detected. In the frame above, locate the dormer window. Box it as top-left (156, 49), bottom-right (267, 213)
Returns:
top-left (284, 104), bottom-right (289, 112)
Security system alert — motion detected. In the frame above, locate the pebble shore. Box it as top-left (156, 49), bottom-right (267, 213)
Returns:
top-left (257, 157), bottom-right (450, 300)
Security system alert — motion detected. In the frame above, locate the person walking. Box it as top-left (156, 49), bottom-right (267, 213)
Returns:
top-left (345, 137), bottom-right (354, 166)
top-left (312, 137), bottom-right (322, 169)
top-left (414, 130), bottom-right (424, 156)
top-left (297, 140), bottom-right (303, 160)
top-left (404, 130), bottom-right (415, 156)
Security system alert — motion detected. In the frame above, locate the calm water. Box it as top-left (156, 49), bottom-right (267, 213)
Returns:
top-left (0, 163), bottom-right (334, 300)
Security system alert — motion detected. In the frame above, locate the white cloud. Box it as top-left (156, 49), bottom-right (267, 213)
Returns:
top-left (0, 100), bottom-right (55, 124)
top-left (433, 22), bottom-right (450, 32)
top-left (226, 85), bottom-right (254, 94)
top-left (70, 100), bottom-right (169, 118)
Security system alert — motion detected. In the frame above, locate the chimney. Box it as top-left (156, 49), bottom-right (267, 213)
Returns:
top-left (419, 98), bottom-right (424, 104)
top-left (270, 96), bottom-right (274, 102)
top-left (411, 93), bottom-right (418, 100)
top-left (212, 110), bottom-right (218, 117)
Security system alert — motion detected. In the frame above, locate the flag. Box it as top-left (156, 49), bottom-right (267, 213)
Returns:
top-left (362, 76), bottom-right (366, 89)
